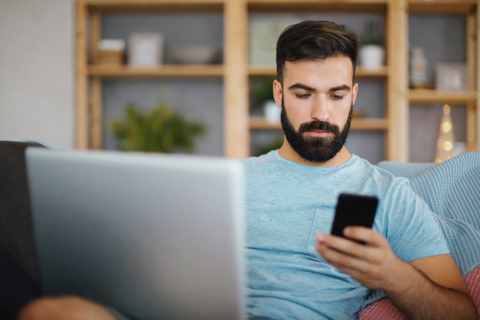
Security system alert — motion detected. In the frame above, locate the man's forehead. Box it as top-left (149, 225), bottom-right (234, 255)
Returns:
top-left (282, 56), bottom-right (354, 85)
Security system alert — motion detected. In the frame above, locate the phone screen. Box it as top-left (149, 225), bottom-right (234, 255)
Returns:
top-left (330, 193), bottom-right (379, 244)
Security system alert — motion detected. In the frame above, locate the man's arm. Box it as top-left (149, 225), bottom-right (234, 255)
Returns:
top-left (316, 227), bottom-right (477, 320)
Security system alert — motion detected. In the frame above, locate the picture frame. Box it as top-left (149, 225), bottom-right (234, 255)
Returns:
top-left (128, 33), bottom-right (164, 67)
top-left (249, 18), bottom-right (299, 66)
top-left (436, 63), bottom-right (468, 92)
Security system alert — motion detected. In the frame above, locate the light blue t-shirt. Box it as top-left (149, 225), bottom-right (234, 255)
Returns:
top-left (241, 150), bottom-right (449, 320)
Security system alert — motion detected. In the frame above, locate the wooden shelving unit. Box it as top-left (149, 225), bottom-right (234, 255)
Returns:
top-left (401, 0), bottom-right (479, 157)
top-left (76, 0), bottom-right (479, 161)
top-left (76, 0), bottom-right (243, 153)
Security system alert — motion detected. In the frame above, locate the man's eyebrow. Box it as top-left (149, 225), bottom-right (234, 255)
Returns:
top-left (288, 83), bottom-right (316, 91)
top-left (287, 83), bottom-right (351, 92)
top-left (329, 85), bottom-right (351, 92)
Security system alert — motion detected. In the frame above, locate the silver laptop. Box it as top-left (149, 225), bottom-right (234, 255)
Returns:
top-left (26, 148), bottom-right (245, 320)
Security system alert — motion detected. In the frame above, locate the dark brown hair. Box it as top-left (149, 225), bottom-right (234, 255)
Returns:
top-left (276, 20), bottom-right (358, 83)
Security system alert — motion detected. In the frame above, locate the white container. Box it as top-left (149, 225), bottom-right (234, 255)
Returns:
top-left (263, 100), bottom-right (281, 124)
top-left (359, 45), bottom-right (385, 70)
top-left (128, 33), bottom-right (164, 67)
top-left (171, 46), bottom-right (217, 64)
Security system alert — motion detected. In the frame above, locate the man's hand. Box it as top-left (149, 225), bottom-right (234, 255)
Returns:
top-left (315, 226), bottom-right (403, 290)
top-left (315, 227), bottom-right (477, 320)
top-left (18, 296), bottom-right (117, 320)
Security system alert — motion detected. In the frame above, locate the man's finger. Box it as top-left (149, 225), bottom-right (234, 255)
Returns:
top-left (316, 234), bottom-right (370, 259)
top-left (316, 243), bottom-right (374, 274)
top-left (343, 227), bottom-right (383, 247)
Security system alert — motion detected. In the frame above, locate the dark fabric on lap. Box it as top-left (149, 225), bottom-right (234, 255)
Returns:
top-left (0, 141), bottom-right (45, 283)
top-left (0, 141), bottom-right (45, 318)
top-left (0, 246), bottom-right (40, 319)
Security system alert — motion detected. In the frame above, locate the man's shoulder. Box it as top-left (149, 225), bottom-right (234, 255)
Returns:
top-left (347, 155), bottom-right (392, 179)
top-left (240, 150), bottom-right (277, 164)
top-left (348, 155), bottom-right (412, 196)
top-left (238, 151), bottom-right (280, 175)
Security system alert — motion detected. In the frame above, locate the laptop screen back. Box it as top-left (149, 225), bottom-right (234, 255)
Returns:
top-left (26, 148), bottom-right (245, 320)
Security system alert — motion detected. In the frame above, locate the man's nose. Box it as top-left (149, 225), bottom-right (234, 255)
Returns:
top-left (311, 95), bottom-right (330, 122)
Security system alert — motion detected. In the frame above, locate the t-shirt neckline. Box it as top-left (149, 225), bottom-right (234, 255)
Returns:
top-left (273, 149), bottom-right (357, 170)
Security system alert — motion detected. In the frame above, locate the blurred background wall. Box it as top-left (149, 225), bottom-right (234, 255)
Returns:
top-left (0, 0), bottom-right (76, 149)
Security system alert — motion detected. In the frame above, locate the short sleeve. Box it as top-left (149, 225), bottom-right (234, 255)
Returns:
top-left (382, 178), bottom-right (450, 262)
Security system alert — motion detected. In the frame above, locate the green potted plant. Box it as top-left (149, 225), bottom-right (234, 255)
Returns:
top-left (358, 21), bottom-right (384, 70)
top-left (110, 103), bottom-right (206, 153)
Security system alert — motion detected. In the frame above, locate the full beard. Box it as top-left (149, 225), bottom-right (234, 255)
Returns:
top-left (280, 98), bottom-right (353, 163)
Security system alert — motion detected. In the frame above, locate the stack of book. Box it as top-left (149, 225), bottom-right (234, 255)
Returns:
top-left (96, 39), bottom-right (125, 65)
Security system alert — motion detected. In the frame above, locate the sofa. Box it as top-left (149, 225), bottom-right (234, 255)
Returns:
top-left (1, 140), bottom-right (479, 319)
top-left (360, 152), bottom-right (480, 319)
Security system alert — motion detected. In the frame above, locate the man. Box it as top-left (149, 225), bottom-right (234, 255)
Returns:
top-left (241, 20), bottom-right (475, 319)
top-left (19, 20), bottom-right (476, 320)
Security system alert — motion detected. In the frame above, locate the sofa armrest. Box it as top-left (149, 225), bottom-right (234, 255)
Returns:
top-left (359, 264), bottom-right (480, 319)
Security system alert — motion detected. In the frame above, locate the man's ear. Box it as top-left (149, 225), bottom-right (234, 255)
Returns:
top-left (352, 82), bottom-right (359, 106)
top-left (273, 80), bottom-right (283, 107)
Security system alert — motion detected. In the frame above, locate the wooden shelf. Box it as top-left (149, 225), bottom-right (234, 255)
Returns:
top-left (351, 118), bottom-right (388, 130)
top-left (408, 0), bottom-right (476, 14)
top-left (355, 66), bottom-right (389, 78)
top-left (91, 64), bottom-right (387, 79)
top-left (248, 65), bottom-right (388, 78)
top-left (87, 65), bottom-right (224, 78)
top-left (248, 0), bottom-right (387, 13)
top-left (249, 117), bottom-right (388, 130)
top-left (249, 117), bottom-right (281, 129)
top-left (86, 0), bottom-right (223, 13)
top-left (248, 66), bottom-right (275, 76)
top-left (409, 90), bottom-right (477, 104)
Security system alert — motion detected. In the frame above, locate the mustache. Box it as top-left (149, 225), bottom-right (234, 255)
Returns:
top-left (298, 120), bottom-right (340, 135)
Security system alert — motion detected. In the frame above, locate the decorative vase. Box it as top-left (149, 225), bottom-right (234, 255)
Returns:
top-left (359, 45), bottom-right (385, 70)
top-left (410, 47), bottom-right (428, 88)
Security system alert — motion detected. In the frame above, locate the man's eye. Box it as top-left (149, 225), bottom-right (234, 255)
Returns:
top-left (296, 94), bottom-right (310, 99)
top-left (331, 95), bottom-right (344, 100)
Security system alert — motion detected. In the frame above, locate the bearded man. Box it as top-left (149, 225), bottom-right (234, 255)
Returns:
top-left (241, 20), bottom-right (476, 319)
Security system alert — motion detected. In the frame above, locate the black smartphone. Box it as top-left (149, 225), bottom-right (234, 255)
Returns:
top-left (330, 193), bottom-right (379, 244)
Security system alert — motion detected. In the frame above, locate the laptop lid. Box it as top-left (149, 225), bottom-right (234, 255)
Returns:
top-left (26, 148), bottom-right (245, 320)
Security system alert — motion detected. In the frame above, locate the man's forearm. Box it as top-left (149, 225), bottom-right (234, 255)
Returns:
top-left (384, 262), bottom-right (476, 320)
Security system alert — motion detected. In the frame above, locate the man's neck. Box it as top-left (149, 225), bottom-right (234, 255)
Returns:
top-left (277, 138), bottom-right (352, 167)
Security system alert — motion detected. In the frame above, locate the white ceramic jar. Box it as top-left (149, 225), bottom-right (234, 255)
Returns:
top-left (263, 100), bottom-right (281, 124)
top-left (359, 45), bottom-right (385, 70)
